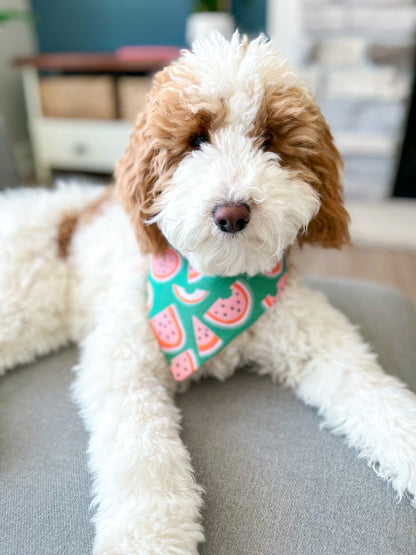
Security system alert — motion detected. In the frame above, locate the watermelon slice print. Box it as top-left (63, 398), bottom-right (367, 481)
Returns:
top-left (170, 349), bottom-right (197, 381)
top-left (264, 260), bottom-right (283, 277)
top-left (173, 284), bottom-right (208, 305)
top-left (192, 316), bottom-right (223, 357)
top-left (204, 280), bottom-right (252, 328)
top-left (187, 263), bottom-right (202, 283)
top-left (145, 281), bottom-right (153, 311)
top-left (150, 305), bottom-right (185, 352)
top-left (150, 248), bottom-right (181, 282)
top-left (261, 273), bottom-right (288, 310)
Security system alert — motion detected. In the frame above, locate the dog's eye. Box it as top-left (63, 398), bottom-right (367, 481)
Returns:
top-left (261, 134), bottom-right (273, 151)
top-left (190, 133), bottom-right (209, 150)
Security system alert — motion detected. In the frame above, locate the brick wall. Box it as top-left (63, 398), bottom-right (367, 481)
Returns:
top-left (301, 0), bottom-right (416, 199)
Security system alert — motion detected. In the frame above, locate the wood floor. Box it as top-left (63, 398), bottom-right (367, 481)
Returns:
top-left (291, 244), bottom-right (416, 305)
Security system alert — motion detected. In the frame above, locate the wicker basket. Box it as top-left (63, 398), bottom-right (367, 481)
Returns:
top-left (117, 76), bottom-right (154, 121)
top-left (39, 76), bottom-right (117, 119)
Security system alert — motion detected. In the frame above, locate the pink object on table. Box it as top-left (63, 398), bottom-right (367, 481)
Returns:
top-left (115, 46), bottom-right (181, 63)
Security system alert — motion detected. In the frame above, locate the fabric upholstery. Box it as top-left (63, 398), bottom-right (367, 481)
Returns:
top-left (1, 279), bottom-right (415, 554)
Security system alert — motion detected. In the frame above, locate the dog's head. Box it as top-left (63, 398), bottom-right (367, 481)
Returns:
top-left (115, 33), bottom-right (350, 276)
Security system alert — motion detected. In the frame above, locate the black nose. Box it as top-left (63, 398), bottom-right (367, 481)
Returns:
top-left (213, 203), bottom-right (250, 233)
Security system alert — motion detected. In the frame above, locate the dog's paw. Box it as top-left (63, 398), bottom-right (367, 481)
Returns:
top-left (369, 434), bottom-right (416, 508)
top-left (376, 465), bottom-right (416, 509)
top-left (93, 521), bottom-right (204, 555)
top-left (94, 539), bottom-right (200, 555)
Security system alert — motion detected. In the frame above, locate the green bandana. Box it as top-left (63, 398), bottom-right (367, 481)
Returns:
top-left (147, 248), bottom-right (288, 381)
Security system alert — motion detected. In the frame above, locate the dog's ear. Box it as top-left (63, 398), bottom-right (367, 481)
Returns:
top-left (115, 109), bottom-right (168, 254)
top-left (297, 101), bottom-right (350, 249)
top-left (267, 84), bottom-right (350, 249)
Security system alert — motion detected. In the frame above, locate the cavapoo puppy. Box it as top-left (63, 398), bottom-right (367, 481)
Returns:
top-left (1, 33), bottom-right (416, 554)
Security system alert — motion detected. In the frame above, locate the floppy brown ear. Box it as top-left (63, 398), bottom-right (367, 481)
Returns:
top-left (297, 104), bottom-right (350, 249)
top-left (281, 93), bottom-right (350, 249)
top-left (115, 109), bottom-right (168, 254)
top-left (262, 80), bottom-right (350, 249)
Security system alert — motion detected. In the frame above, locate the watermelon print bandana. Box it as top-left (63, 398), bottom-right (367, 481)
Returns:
top-left (147, 248), bottom-right (288, 382)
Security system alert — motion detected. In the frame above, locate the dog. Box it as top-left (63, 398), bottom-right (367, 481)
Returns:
top-left (1, 32), bottom-right (416, 554)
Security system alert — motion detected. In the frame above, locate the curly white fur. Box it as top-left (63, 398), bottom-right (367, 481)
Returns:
top-left (1, 33), bottom-right (416, 555)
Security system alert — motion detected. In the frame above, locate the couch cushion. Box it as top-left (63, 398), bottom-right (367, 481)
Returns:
top-left (1, 279), bottom-right (415, 554)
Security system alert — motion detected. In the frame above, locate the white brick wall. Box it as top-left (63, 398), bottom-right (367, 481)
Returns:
top-left (301, 0), bottom-right (415, 199)
top-left (312, 37), bottom-right (366, 66)
top-left (305, 7), bottom-right (416, 37)
top-left (303, 7), bottom-right (348, 34)
top-left (326, 68), bottom-right (410, 101)
top-left (350, 8), bottom-right (416, 37)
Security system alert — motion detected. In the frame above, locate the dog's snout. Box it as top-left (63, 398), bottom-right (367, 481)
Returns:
top-left (213, 203), bottom-right (250, 234)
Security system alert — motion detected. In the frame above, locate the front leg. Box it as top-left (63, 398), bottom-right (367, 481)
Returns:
top-left (72, 284), bottom-right (204, 554)
top-left (254, 276), bottom-right (416, 505)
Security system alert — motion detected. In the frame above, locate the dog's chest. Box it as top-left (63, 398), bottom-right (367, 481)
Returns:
top-left (179, 302), bottom-right (286, 384)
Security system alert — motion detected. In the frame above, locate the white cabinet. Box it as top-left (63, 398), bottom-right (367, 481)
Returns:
top-left (21, 67), bottom-right (133, 182)
top-left (34, 118), bottom-right (132, 174)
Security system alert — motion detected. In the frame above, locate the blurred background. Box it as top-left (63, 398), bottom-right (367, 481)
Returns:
top-left (1, 0), bottom-right (415, 301)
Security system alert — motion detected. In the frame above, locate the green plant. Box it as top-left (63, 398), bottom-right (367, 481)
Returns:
top-left (192, 0), bottom-right (232, 12)
top-left (0, 10), bottom-right (33, 24)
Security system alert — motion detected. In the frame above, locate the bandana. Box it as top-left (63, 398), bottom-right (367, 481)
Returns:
top-left (147, 248), bottom-right (288, 381)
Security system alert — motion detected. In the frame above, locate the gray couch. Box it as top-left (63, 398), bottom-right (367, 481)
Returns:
top-left (1, 278), bottom-right (415, 554)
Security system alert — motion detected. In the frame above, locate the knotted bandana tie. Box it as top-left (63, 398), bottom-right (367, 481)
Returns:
top-left (147, 248), bottom-right (288, 381)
